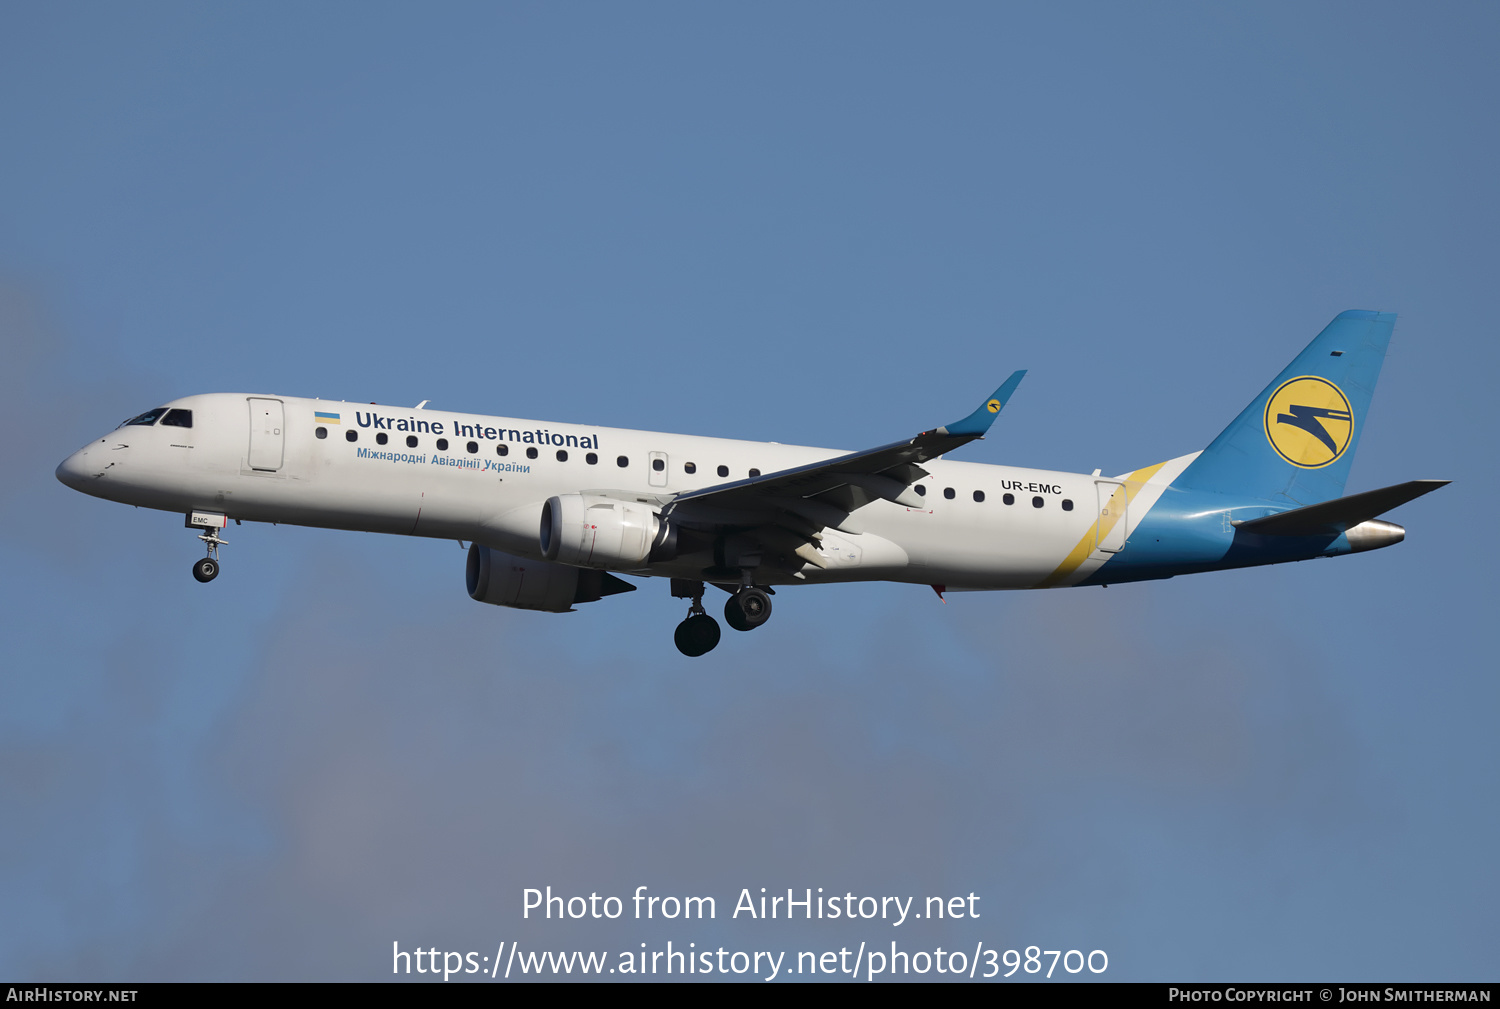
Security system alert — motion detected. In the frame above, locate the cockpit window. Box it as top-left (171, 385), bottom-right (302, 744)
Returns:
top-left (120, 408), bottom-right (167, 428)
top-left (160, 409), bottom-right (193, 428)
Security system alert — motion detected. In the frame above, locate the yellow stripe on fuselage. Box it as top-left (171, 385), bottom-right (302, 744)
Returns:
top-left (1035, 460), bottom-right (1167, 588)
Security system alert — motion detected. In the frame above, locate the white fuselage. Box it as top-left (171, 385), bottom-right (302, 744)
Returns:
top-left (57, 393), bottom-right (1193, 591)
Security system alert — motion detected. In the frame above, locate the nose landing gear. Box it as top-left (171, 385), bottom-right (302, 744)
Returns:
top-left (192, 528), bottom-right (226, 583)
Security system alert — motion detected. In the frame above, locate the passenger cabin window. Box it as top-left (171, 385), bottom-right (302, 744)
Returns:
top-left (943, 487), bottom-right (955, 499)
top-left (684, 462), bottom-right (697, 474)
top-left (496, 443), bottom-right (507, 456)
top-left (377, 432), bottom-right (388, 445)
top-left (436, 438), bottom-right (449, 451)
top-left (406, 435), bottom-right (419, 448)
top-left (1062, 499), bottom-right (1074, 511)
top-left (315, 427), bottom-right (328, 439)
top-left (557, 449), bottom-right (568, 462)
top-left (467, 441), bottom-right (479, 454)
top-left (345, 430), bottom-right (357, 443)
top-left (1003, 493), bottom-right (1015, 505)
top-left (161, 409), bottom-right (193, 428)
top-left (526, 447), bottom-right (538, 459)
top-left (121, 408), bottom-right (167, 428)
top-left (652, 458), bottom-right (664, 472)
top-left (974, 490), bottom-right (986, 502)
top-left (617, 456), bottom-right (629, 468)
top-left (914, 484), bottom-right (926, 496)
top-left (749, 468), bottom-right (760, 477)
top-left (717, 465), bottom-right (729, 477)
top-left (1032, 496), bottom-right (1044, 508)
top-left (586, 452), bottom-right (598, 465)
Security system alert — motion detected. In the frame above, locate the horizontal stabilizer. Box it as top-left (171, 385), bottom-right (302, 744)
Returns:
top-left (1233, 479), bottom-right (1449, 536)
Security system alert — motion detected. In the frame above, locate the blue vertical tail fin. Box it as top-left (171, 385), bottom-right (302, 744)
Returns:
top-left (1172, 310), bottom-right (1395, 505)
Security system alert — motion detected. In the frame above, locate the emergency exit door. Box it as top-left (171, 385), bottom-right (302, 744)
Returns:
top-left (648, 451), bottom-right (669, 488)
top-left (1095, 480), bottom-right (1128, 553)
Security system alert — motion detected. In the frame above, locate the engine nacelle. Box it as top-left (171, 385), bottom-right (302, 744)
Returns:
top-left (540, 494), bottom-right (661, 568)
top-left (466, 544), bottom-right (635, 612)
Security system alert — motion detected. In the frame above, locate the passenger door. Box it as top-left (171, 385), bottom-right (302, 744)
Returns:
top-left (247, 398), bottom-right (285, 471)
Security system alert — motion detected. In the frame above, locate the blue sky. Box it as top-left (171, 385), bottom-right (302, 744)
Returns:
top-left (2, 2), bottom-right (1495, 981)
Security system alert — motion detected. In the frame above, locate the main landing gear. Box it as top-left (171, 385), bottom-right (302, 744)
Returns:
top-left (724, 586), bottom-right (772, 632)
top-left (671, 578), bottom-right (774, 656)
top-left (675, 612), bottom-right (720, 657)
top-left (192, 527), bottom-right (226, 583)
top-left (672, 580), bottom-right (720, 656)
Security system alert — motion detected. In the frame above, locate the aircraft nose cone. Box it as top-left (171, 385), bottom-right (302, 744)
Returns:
top-left (56, 446), bottom-right (95, 491)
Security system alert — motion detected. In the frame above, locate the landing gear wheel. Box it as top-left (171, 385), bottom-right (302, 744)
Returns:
top-left (724, 587), bottom-right (771, 631)
top-left (674, 613), bottom-right (721, 656)
top-left (192, 523), bottom-right (228, 584)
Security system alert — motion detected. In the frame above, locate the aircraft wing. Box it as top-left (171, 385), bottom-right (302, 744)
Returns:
top-left (664, 372), bottom-right (1025, 560)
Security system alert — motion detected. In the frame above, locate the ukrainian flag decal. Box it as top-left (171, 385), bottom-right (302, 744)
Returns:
top-left (1263, 376), bottom-right (1352, 469)
top-left (315, 411), bottom-right (341, 425)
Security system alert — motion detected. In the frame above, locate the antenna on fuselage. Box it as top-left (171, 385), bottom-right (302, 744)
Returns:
top-left (415, 400), bottom-right (429, 409)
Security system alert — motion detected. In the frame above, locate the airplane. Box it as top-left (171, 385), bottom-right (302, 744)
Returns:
top-left (56, 310), bottom-right (1446, 657)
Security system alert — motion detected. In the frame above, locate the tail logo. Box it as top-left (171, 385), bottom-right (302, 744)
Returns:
top-left (986, 399), bottom-right (1002, 414)
top-left (1263, 376), bottom-right (1353, 468)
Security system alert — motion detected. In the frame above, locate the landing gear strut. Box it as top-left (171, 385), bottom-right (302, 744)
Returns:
top-left (672, 579), bottom-right (720, 657)
top-left (192, 528), bottom-right (226, 583)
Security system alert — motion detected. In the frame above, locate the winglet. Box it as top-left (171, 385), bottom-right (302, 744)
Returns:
top-left (938, 370), bottom-right (1026, 437)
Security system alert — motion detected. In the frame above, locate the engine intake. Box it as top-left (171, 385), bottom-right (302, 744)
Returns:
top-left (540, 494), bottom-right (662, 568)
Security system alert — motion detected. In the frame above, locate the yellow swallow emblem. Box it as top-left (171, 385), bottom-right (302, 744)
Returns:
top-left (1263, 376), bottom-right (1353, 468)
top-left (986, 399), bottom-right (1001, 413)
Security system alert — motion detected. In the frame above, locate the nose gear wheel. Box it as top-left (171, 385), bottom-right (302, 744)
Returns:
top-left (192, 527), bottom-right (226, 583)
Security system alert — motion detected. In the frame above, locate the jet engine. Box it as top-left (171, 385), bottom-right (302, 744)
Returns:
top-left (465, 544), bottom-right (634, 612)
top-left (540, 494), bottom-right (664, 568)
